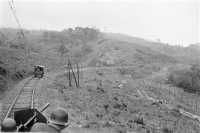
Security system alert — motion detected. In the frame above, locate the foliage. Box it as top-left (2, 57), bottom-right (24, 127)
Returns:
top-left (168, 64), bottom-right (200, 93)
top-left (162, 127), bottom-right (173, 133)
top-left (0, 76), bottom-right (7, 92)
top-left (81, 44), bottom-right (92, 53)
top-left (42, 27), bottom-right (100, 46)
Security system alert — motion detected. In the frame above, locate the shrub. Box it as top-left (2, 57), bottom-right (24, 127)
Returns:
top-left (168, 64), bottom-right (200, 93)
top-left (134, 116), bottom-right (145, 125)
top-left (162, 127), bottom-right (173, 133)
top-left (0, 67), bottom-right (7, 76)
top-left (82, 44), bottom-right (92, 54)
top-left (0, 76), bottom-right (7, 92)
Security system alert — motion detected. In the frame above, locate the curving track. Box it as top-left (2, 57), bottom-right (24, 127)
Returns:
top-left (0, 77), bottom-right (39, 122)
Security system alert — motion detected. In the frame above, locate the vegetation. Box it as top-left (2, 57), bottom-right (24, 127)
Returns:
top-left (42, 27), bottom-right (100, 46)
top-left (168, 64), bottom-right (200, 93)
top-left (1, 27), bottom-right (199, 132)
top-left (0, 27), bottom-right (100, 93)
top-left (0, 76), bottom-right (7, 92)
top-left (162, 127), bottom-right (173, 133)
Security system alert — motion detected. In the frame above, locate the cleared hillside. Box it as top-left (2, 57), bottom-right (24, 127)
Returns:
top-left (1, 27), bottom-right (200, 132)
top-left (1, 27), bottom-right (200, 95)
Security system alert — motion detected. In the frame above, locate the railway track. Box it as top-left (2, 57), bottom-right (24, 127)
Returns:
top-left (0, 77), bottom-right (39, 123)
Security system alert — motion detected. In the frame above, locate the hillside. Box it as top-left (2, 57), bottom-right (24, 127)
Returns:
top-left (1, 27), bottom-right (200, 94)
top-left (103, 33), bottom-right (200, 64)
top-left (1, 28), bottom-right (199, 67)
top-left (1, 27), bottom-right (200, 132)
top-left (0, 27), bottom-right (100, 95)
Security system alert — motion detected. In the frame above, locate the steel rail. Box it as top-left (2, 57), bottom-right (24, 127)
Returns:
top-left (31, 87), bottom-right (35, 109)
top-left (3, 77), bottom-right (34, 120)
top-left (31, 79), bottom-right (38, 109)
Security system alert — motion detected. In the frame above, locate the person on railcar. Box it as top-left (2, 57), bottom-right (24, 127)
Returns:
top-left (1, 118), bottom-right (17, 132)
top-left (31, 108), bottom-right (68, 132)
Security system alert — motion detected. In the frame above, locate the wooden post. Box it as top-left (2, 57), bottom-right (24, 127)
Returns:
top-left (196, 92), bottom-right (198, 113)
top-left (77, 63), bottom-right (79, 88)
top-left (68, 59), bottom-right (72, 87)
top-left (68, 60), bottom-right (78, 88)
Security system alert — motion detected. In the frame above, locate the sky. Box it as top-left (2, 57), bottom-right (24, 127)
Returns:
top-left (0, 0), bottom-right (199, 46)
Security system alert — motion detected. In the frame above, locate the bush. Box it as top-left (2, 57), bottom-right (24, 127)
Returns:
top-left (0, 76), bottom-right (7, 92)
top-left (82, 45), bottom-right (92, 54)
top-left (168, 64), bottom-right (200, 93)
top-left (162, 127), bottom-right (173, 133)
top-left (134, 116), bottom-right (145, 125)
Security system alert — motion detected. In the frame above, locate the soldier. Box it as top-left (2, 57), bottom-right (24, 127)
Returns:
top-left (1, 118), bottom-right (17, 132)
top-left (31, 108), bottom-right (68, 132)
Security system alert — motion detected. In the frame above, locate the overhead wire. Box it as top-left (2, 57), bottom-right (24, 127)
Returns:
top-left (7, 0), bottom-right (30, 66)
top-left (7, 0), bottom-right (25, 38)
top-left (0, 0), bottom-right (21, 45)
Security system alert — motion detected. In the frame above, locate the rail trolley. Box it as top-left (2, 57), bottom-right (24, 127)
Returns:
top-left (33, 65), bottom-right (45, 78)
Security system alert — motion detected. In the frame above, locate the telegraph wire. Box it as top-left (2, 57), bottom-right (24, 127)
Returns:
top-left (7, 0), bottom-right (30, 67)
top-left (7, 0), bottom-right (25, 38)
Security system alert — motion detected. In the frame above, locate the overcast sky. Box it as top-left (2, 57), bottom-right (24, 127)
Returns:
top-left (0, 0), bottom-right (199, 46)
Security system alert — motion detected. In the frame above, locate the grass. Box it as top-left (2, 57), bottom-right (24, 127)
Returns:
top-left (35, 64), bottom-right (200, 133)
top-left (1, 27), bottom-right (200, 132)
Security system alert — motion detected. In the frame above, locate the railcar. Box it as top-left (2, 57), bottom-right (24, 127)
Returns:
top-left (34, 65), bottom-right (44, 78)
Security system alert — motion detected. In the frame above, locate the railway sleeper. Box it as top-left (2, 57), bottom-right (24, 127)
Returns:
top-left (12, 107), bottom-right (30, 112)
top-left (24, 84), bottom-right (35, 87)
top-left (16, 100), bottom-right (32, 103)
top-left (15, 104), bottom-right (31, 108)
top-left (15, 101), bottom-right (31, 104)
top-left (23, 88), bottom-right (34, 91)
top-left (15, 103), bottom-right (31, 106)
top-left (22, 89), bottom-right (34, 92)
top-left (18, 95), bottom-right (32, 98)
top-left (22, 90), bottom-right (34, 93)
top-left (23, 87), bottom-right (34, 89)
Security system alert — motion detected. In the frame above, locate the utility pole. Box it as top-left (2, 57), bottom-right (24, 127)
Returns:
top-left (67, 58), bottom-right (80, 88)
top-left (68, 60), bottom-right (78, 88)
top-left (196, 91), bottom-right (198, 113)
top-left (76, 63), bottom-right (79, 88)
top-left (68, 59), bottom-right (72, 87)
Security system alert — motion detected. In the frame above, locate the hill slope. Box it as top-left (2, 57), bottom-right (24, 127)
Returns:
top-left (1, 27), bottom-right (200, 132)
top-left (1, 27), bottom-right (200, 94)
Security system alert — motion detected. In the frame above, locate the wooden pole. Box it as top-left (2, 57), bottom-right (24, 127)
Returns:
top-left (77, 63), bottom-right (79, 88)
top-left (68, 59), bottom-right (72, 87)
top-left (68, 60), bottom-right (78, 88)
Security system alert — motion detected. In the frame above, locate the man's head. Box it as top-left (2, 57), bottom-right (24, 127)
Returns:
top-left (1, 118), bottom-right (17, 132)
top-left (49, 108), bottom-right (68, 130)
